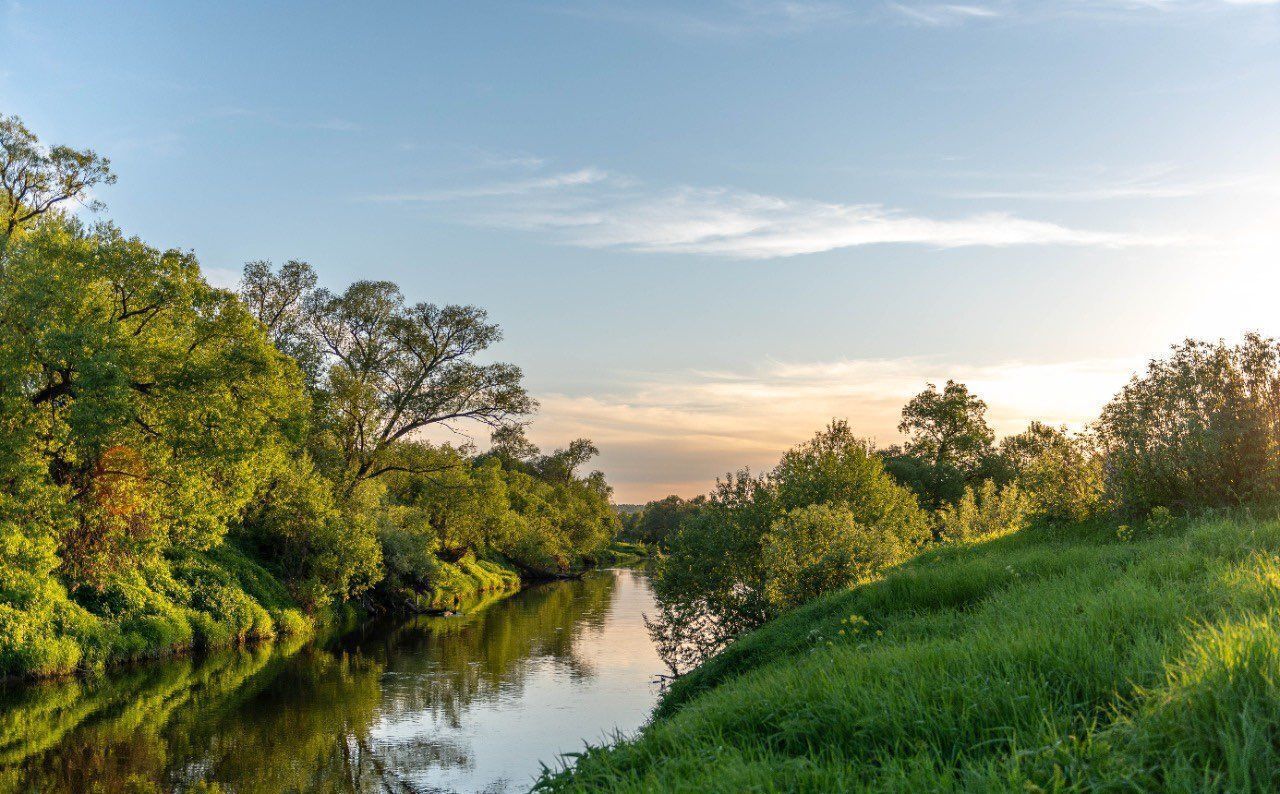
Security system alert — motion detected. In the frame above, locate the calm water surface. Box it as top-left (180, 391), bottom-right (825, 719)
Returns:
top-left (0, 569), bottom-right (662, 793)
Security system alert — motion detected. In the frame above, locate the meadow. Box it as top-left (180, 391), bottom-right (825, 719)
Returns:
top-left (542, 512), bottom-right (1280, 792)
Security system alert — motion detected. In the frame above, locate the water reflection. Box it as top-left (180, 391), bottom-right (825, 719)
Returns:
top-left (0, 569), bottom-right (661, 793)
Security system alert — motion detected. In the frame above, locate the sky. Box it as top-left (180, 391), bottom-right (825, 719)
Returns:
top-left (3, 1), bottom-right (1279, 502)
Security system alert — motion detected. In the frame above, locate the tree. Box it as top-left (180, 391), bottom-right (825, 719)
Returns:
top-left (0, 114), bottom-right (115, 262)
top-left (0, 218), bottom-right (308, 588)
top-left (304, 280), bottom-right (535, 492)
top-left (535, 438), bottom-right (600, 483)
top-left (238, 455), bottom-right (382, 610)
top-left (626, 495), bottom-right (706, 547)
top-left (238, 259), bottom-right (323, 383)
top-left (998, 423), bottom-right (1103, 523)
top-left (645, 422), bottom-right (928, 674)
top-left (1095, 335), bottom-right (1280, 514)
top-left (761, 503), bottom-right (908, 611)
top-left (900, 380), bottom-right (994, 472)
top-left (896, 381), bottom-right (995, 509)
top-left (487, 424), bottom-right (540, 464)
top-left (773, 420), bottom-right (929, 539)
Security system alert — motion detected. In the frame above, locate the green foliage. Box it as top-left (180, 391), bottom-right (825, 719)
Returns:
top-left (620, 495), bottom-right (706, 547)
top-left (539, 515), bottom-right (1280, 792)
top-left (301, 276), bottom-right (535, 492)
top-left (899, 380), bottom-right (995, 470)
top-left (0, 113), bottom-right (114, 260)
top-left (1096, 334), bottom-right (1280, 515)
top-left (935, 479), bottom-right (1028, 543)
top-left (1003, 422), bottom-right (1105, 523)
top-left (238, 456), bottom-right (382, 611)
top-left (0, 115), bottom-right (620, 679)
top-left (761, 503), bottom-right (910, 610)
top-left (0, 216), bottom-right (308, 587)
top-left (880, 380), bottom-right (998, 511)
top-left (647, 421), bottom-right (927, 674)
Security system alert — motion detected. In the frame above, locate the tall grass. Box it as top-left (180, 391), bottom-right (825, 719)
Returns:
top-left (539, 515), bottom-right (1280, 792)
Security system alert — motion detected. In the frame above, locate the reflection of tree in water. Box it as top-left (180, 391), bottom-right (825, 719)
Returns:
top-left (0, 571), bottom-right (634, 792)
top-left (347, 569), bottom-right (619, 731)
top-left (0, 632), bottom-right (402, 793)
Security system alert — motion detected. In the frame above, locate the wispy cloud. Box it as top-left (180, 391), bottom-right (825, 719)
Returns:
top-left (523, 355), bottom-right (1140, 500)
top-left (551, 0), bottom-right (1276, 37)
top-left (364, 168), bottom-right (610, 202)
top-left (949, 166), bottom-right (1272, 201)
top-left (889, 3), bottom-right (1001, 26)
top-left (374, 166), bottom-right (1183, 258)
top-left (551, 1), bottom-right (859, 37)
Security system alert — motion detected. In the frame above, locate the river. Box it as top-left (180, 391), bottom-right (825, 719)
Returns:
top-left (0, 568), bottom-right (662, 793)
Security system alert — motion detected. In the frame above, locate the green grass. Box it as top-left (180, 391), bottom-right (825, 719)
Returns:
top-left (589, 540), bottom-right (651, 567)
top-left (418, 552), bottom-right (523, 612)
top-left (539, 515), bottom-right (1280, 792)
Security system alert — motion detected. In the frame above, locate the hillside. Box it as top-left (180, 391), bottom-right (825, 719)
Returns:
top-left (540, 514), bottom-right (1280, 792)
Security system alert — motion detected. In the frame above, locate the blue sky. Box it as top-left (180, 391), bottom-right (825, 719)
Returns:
top-left (3, 1), bottom-right (1279, 500)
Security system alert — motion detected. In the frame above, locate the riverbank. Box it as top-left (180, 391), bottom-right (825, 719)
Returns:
top-left (539, 514), bottom-right (1280, 791)
top-left (0, 568), bottom-right (662, 793)
top-left (1, 538), bottom-right (649, 683)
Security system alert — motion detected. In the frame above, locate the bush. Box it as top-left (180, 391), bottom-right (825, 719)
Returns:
top-left (936, 480), bottom-right (1028, 543)
top-left (1096, 334), bottom-right (1280, 515)
top-left (646, 422), bottom-right (929, 674)
top-left (761, 504), bottom-right (910, 611)
top-left (239, 459), bottom-right (382, 611)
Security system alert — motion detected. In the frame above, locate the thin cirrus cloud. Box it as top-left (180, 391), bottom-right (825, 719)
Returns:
top-left (549, 0), bottom-right (1276, 38)
top-left (374, 168), bottom-right (1183, 259)
top-left (888, 3), bottom-right (1002, 25)
top-left (364, 168), bottom-right (610, 202)
top-left (948, 168), bottom-right (1273, 201)
top-left (527, 355), bottom-right (1142, 501)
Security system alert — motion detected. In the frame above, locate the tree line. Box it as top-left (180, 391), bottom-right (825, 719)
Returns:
top-left (633, 339), bottom-right (1280, 675)
top-left (0, 114), bottom-right (617, 678)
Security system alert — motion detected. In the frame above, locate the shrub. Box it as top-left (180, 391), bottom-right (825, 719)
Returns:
top-left (647, 422), bottom-right (929, 674)
top-left (761, 504), bottom-right (910, 611)
top-left (936, 480), bottom-right (1028, 543)
top-left (239, 460), bottom-right (382, 611)
top-left (1095, 334), bottom-right (1280, 514)
top-left (1001, 423), bottom-right (1104, 523)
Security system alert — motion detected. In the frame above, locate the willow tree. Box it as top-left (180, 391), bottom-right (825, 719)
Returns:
top-left (0, 114), bottom-right (114, 263)
top-left (239, 262), bottom-right (535, 493)
top-left (0, 219), bottom-right (308, 588)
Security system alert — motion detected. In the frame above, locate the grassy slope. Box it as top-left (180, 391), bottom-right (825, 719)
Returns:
top-left (416, 552), bottom-right (523, 612)
top-left (0, 542), bottom-right (320, 680)
top-left (542, 516), bottom-right (1280, 792)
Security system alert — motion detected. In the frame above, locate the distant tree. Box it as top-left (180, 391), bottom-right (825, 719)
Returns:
top-left (997, 421), bottom-right (1068, 473)
top-left (646, 421), bottom-right (928, 674)
top-left (487, 424), bottom-right (540, 465)
top-left (893, 381), bottom-right (995, 509)
top-left (998, 423), bottom-right (1103, 523)
top-left (0, 114), bottom-right (114, 262)
top-left (899, 380), bottom-right (994, 473)
top-left (304, 280), bottom-right (535, 493)
top-left (535, 438), bottom-right (601, 483)
top-left (626, 495), bottom-right (706, 547)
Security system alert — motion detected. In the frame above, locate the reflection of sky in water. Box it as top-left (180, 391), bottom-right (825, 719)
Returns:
top-left (368, 570), bottom-right (662, 793)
